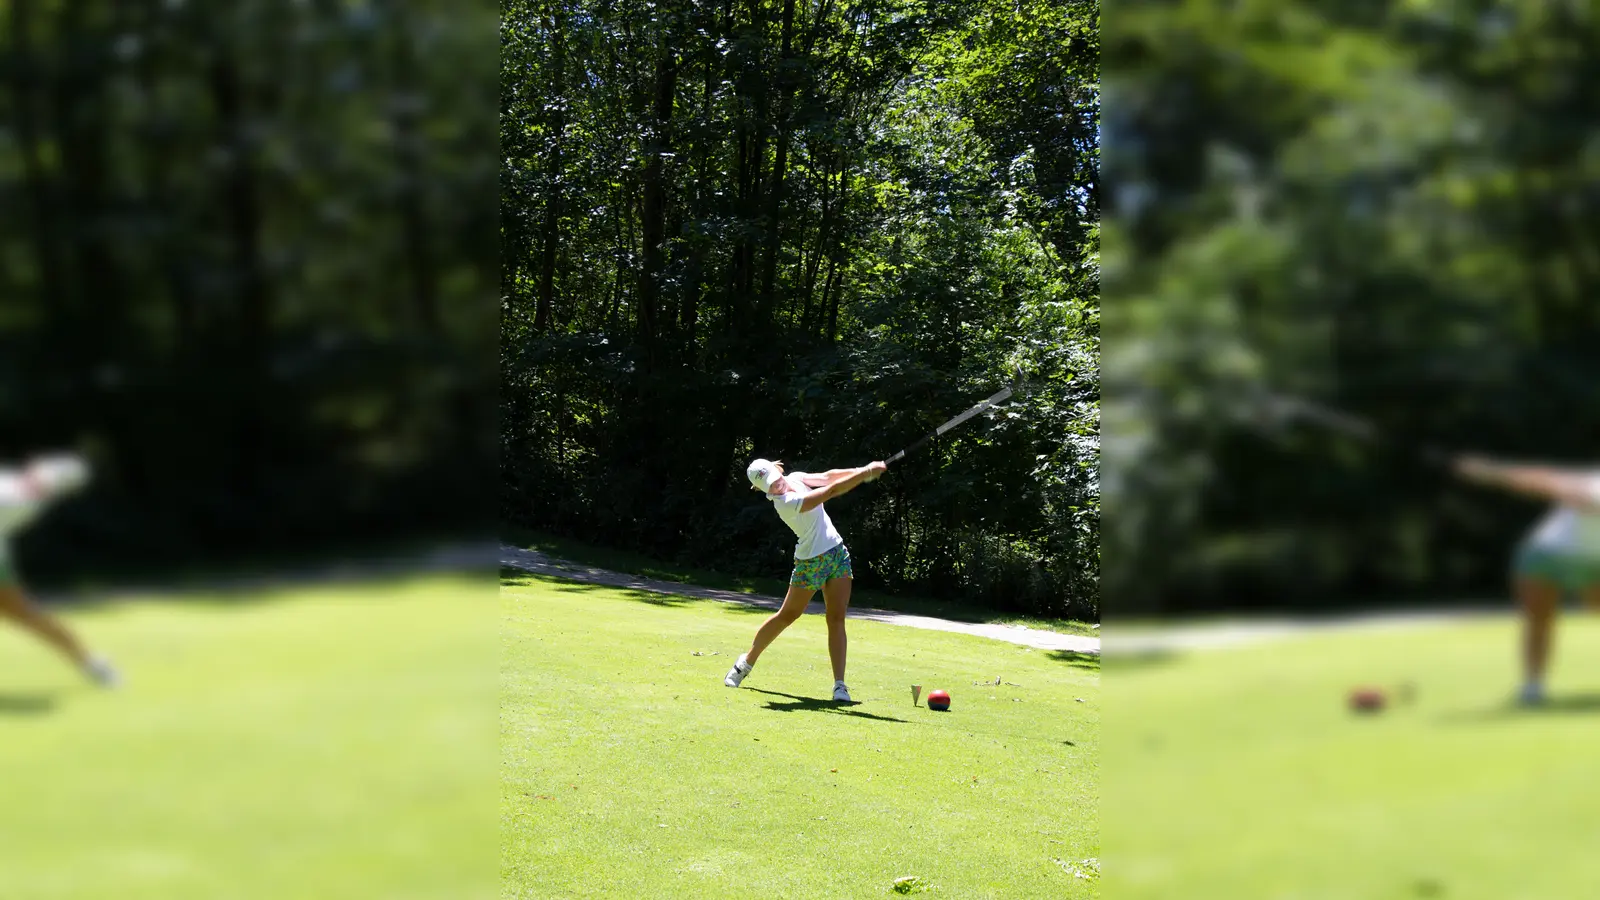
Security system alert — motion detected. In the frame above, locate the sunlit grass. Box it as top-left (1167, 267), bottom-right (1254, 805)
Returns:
top-left (1106, 614), bottom-right (1600, 898)
top-left (502, 570), bottom-right (1099, 899)
top-left (0, 574), bottom-right (496, 900)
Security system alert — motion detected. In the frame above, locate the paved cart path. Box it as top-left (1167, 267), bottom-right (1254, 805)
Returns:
top-left (500, 544), bottom-right (1099, 655)
top-left (1108, 609), bottom-right (1506, 655)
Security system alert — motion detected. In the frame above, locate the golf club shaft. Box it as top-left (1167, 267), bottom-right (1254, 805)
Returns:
top-left (886, 384), bottom-right (1015, 466)
top-left (1261, 393), bottom-right (1454, 468)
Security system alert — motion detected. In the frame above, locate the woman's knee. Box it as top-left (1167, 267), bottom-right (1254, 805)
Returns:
top-left (1515, 577), bottom-right (1562, 615)
top-left (0, 585), bottom-right (30, 618)
top-left (776, 588), bottom-right (813, 622)
top-left (823, 586), bottom-right (849, 627)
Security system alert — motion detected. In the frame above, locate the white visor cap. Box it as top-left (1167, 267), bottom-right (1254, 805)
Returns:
top-left (747, 458), bottom-right (781, 493)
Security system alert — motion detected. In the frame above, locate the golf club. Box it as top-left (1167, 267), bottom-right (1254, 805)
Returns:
top-left (884, 369), bottom-right (1023, 467)
top-left (1249, 391), bottom-right (1456, 470)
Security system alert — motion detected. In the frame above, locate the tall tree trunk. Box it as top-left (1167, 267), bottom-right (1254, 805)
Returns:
top-left (50, 0), bottom-right (134, 469)
top-left (810, 253), bottom-right (836, 336)
top-left (637, 41), bottom-right (678, 365)
top-left (757, 0), bottom-right (797, 325)
top-left (730, 0), bottom-right (768, 338)
top-left (390, 11), bottom-right (438, 332)
top-left (746, 86), bottom-right (768, 307)
top-left (824, 257), bottom-right (842, 343)
top-left (679, 30), bottom-right (718, 352)
top-left (535, 6), bottom-right (566, 333)
top-left (607, 176), bottom-right (627, 327)
top-left (130, 0), bottom-right (198, 346)
top-left (208, 49), bottom-right (271, 519)
top-left (10, 0), bottom-right (68, 317)
top-left (801, 163), bottom-right (844, 332)
top-left (732, 128), bottom-right (753, 334)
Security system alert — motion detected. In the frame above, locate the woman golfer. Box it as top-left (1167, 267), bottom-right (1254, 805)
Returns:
top-left (0, 454), bottom-right (119, 688)
top-left (1455, 454), bottom-right (1600, 705)
top-left (725, 458), bottom-right (886, 701)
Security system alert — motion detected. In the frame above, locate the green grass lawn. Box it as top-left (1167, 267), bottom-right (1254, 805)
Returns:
top-left (503, 528), bottom-right (1098, 638)
top-left (502, 570), bottom-right (1099, 899)
top-left (0, 574), bottom-right (496, 900)
top-left (1106, 613), bottom-right (1600, 899)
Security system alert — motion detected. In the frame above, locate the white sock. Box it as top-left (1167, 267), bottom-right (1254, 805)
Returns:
top-left (84, 656), bottom-right (120, 687)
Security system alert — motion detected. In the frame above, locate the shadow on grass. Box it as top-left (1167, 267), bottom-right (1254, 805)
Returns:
top-left (1100, 649), bottom-right (1181, 672)
top-left (740, 689), bottom-right (1079, 744)
top-left (28, 541), bottom-right (495, 612)
top-left (550, 581), bottom-right (694, 607)
top-left (504, 568), bottom-right (700, 607)
top-left (1443, 691), bottom-right (1600, 722)
top-left (1538, 693), bottom-right (1600, 713)
top-left (503, 530), bottom-right (1099, 636)
top-left (1049, 650), bottom-right (1101, 671)
top-left (502, 567), bottom-right (777, 616)
top-left (0, 692), bottom-right (58, 716)
top-left (501, 566), bottom-right (536, 584)
top-left (745, 688), bottom-right (910, 723)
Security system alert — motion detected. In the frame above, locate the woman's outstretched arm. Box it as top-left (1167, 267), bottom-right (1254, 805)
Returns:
top-left (1455, 456), bottom-right (1600, 509)
top-left (800, 468), bottom-right (868, 489)
top-left (799, 462), bottom-right (887, 512)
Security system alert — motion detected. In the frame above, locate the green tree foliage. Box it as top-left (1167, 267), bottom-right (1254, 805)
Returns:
top-left (1106, 0), bottom-right (1600, 613)
top-left (0, 2), bottom-right (498, 581)
top-left (502, 0), bottom-right (1100, 619)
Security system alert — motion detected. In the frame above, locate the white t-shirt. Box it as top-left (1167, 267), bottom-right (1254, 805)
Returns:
top-left (0, 470), bottom-right (43, 562)
top-left (1524, 473), bottom-right (1600, 555)
top-left (771, 471), bottom-right (844, 560)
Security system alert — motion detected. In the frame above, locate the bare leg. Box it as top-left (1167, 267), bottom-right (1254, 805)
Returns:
top-left (0, 583), bottom-right (91, 669)
top-left (1516, 577), bottom-right (1560, 690)
top-left (746, 584), bottom-right (814, 665)
top-left (822, 575), bottom-right (851, 683)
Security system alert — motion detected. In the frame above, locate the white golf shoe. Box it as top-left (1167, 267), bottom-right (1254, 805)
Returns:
top-left (85, 657), bottom-right (121, 689)
top-left (1517, 682), bottom-right (1545, 707)
top-left (832, 681), bottom-right (851, 702)
top-left (724, 654), bottom-right (752, 688)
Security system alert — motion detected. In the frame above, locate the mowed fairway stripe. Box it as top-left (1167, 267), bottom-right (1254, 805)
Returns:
top-left (502, 571), bottom-right (1099, 900)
